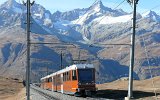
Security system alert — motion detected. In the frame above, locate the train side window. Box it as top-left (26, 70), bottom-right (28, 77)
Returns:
top-left (72, 70), bottom-right (77, 80)
top-left (49, 77), bottom-right (52, 82)
top-left (63, 73), bottom-right (66, 82)
top-left (68, 71), bottom-right (71, 80)
top-left (64, 72), bottom-right (66, 81)
top-left (66, 72), bottom-right (68, 81)
top-left (46, 78), bottom-right (49, 83)
top-left (63, 73), bottom-right (65, 82)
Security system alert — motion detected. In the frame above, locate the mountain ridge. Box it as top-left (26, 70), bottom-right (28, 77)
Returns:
top-left (0, 0), bottom-right (159, 82)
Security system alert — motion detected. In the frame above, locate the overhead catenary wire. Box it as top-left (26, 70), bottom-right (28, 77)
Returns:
top-left (112, 0), bottom-right (124, 9)
top-left (113, 0), bottom-right (126, 10)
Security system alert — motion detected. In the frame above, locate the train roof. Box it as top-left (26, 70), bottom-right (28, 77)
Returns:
top-left (41, 64), bottom-right (94, 80)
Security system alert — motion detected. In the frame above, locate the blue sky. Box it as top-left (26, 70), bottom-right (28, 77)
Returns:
top-left (0, 0), bottom-right (160, 14)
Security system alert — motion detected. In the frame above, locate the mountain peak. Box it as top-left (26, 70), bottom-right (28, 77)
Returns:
top-left (0, 0), bottom-right (23, 13)
top-left (93, 0), bottom-right (104, 8)
top-left (142, 10), bottom-right (160, 22)
top-left (5, 0), bottom-right (17, 7)
top-left (142, 10), bottom-right (157, 17)
top-left (94, 0), bottom-right (103, 6)
top-left (89, 0), bottom-right (105, 12)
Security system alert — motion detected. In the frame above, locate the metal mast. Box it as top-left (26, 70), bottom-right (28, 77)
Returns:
top-left (127, 0), bottom-right (139, 99)
top-left (23, 0), bottom-right (34, 100)
top-left (26, 0), bottom-right (31, 100)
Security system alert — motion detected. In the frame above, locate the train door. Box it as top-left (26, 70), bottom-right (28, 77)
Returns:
top-left (61, 73), bottom-right (64, 93)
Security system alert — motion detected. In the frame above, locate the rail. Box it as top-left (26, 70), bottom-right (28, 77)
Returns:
top-left (31, 85), bottom-right (58, 100)
top-left (30, 85), bottom-right (107, 100)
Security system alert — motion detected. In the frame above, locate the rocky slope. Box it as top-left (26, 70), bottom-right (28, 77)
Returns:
top-left (0, 0), bottom-right (159, 82)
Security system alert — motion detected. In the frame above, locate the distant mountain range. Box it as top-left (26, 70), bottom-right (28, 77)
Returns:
top-left (0, 0), bottom-right (160, 82)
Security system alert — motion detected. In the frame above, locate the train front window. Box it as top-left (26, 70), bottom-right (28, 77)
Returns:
top-left (78, 69), bottom-right (94, 82)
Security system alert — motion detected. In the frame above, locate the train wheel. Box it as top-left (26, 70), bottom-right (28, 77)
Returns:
top-left (74, 92), bottom-right (82, 97)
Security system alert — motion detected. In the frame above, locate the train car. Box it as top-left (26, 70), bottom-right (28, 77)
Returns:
top-left (41, 64), bottom-right (96, 96)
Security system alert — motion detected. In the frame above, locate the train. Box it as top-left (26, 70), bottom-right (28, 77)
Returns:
top-left (40, 64), bottom-right (97, 96)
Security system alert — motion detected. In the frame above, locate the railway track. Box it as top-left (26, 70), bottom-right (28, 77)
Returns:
top-left (30, 85), bottom-right (107, 100)
top-left (31, 86), bottom-right (57, 100)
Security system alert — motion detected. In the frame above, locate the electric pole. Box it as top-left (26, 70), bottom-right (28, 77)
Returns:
top-left (23, 0), bottom-right (34, 100)
top-left (127, 0), bottom-right (139, 99)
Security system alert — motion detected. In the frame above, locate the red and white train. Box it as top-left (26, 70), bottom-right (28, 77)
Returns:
top-left (41, 64), bottom-right (96, 96)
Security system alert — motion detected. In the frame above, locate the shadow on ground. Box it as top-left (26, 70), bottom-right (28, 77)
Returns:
top-left (95, 89), bottom-right (160, 99)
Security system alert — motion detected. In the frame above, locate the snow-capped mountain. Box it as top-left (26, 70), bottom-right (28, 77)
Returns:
top-left (71, 0), bottom-right (128, 25)
top-left (88, 0), bottom-right (127, 16)
top-left (50, 0), bottom-right (131, 41)
top-left (0, 0), bottom-right (160, 82)
top-left (142, 10), bottom-right (160, 22)
top-left (2, 0), bottom-right (159, 42)
top-left (0, 0), bottom-right (23, 12)
top-left (31, 3), bottom-right (53, 28)
top-left (0, 0), bottom-right (23, 27)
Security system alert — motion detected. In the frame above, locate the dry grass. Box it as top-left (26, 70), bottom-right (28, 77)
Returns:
top-left (0, 76), bottom-right (24, 100)
top-left (96, 76), bottom-right (160, 99)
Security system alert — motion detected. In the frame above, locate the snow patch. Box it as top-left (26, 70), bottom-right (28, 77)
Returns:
top-left (72, 13), bottom-right (89, 25)
top-left (94, 5), bottom-right (101, 12)
top-left (43, 18), bottom-right (52, 26)
top-left (82, 36), bottom-right (90, 42)
top-left (54, 20), bottom-right (71, 30)
top-left (34, 13), bottom-right (43, 18)
top-left (93, 14), bottom-right (132, 24)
